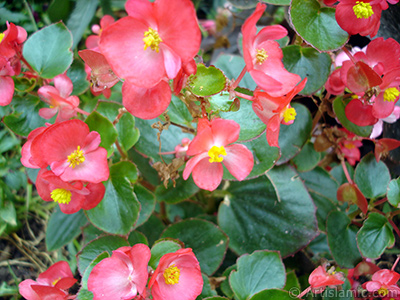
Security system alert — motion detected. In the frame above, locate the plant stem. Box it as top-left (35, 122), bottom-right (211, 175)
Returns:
top-left (234, 91), bottom-right (254, 101)
top-left (342, 47), bottom-right (357, 65)
top-left (392, 255), bottom-right (400, 271)
top-left (115, 140), bottom-right (127, 159)
top-left (298, 286), bottom-right (311, 299)
top-left (23, 0), bottom-right (38, 31)
top-left (170, 121), bottom-right (196, 134)
top-left (341, 159), bottom-right (353, 184)
top-left (75, 107), bottom-right (90, 116)
top-left (231, 66), bottom-right (247, 90)
top-left (373, 197), bottom-right (387, 207)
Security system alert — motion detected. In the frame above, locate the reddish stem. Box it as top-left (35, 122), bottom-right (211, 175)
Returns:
top-left (20, 55), bottom-right (37, 75)
top-left (298, 286), bottom-right (311, 299)
top-left (75, 107), bottom-right (90, 116)
top-left (389, 219), bottom-right (400, 241)
top-left (342, 47), bottom-right (357, 65)
top-left (231, 66), bottom-right (247, 90)
top-left (392, 256), bottom-right (400, 271)
top-left (373, 197), bottom-right (387, 207)
top-left (234, 91), bottom-right (254, 101)
top-left (341, 159), bottom-right (354, 184)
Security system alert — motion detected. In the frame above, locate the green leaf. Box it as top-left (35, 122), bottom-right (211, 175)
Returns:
top-left (77, 235), bottom-right (128, 275)
top-left (46, 207), bottom-right (87, 251)
top-left (188, 64), bottom-right (226, 97)
top-left (48, 0), bottom-right (72, 23)
top-left (327, 211), bottom-right (362, 268)
top-left (282, 45), bottom-right (331, 95)
top-left (292, 141), bottom-right (321, 172)
top-left (22, 22), bottom-right (73, 78)
top-left (166, 95), bottom-right (193, 126)
top-left (161, 218), bottom-right (228, 275)
top-left (262, 0), bottom-right (290, 4)
top-left (137, 214), bottom-right (165, 246)
top-left (299, 166), bottom-right (339, 203)
top-left (67, 59), bottom-right (90, 95)
top-left (155, 176), bottom-right (199, 204)
top-left (322, 278), bottom-right (354, 300)
top-left (354, 153), bottom-right (391, 199)
top-left (249, 289), bottom-right (294, 300)
top-left (96, 102), bottom-right (122, 121)
top-left (81, 251), bottom-right (109, 289)
top-left (310, 191), bottom-right (336, 232)
top-left (333, 97), bottom-right (373, 137)
top-left (3, 95), bottom-right (47, 136)
top-left (149, 239), bottom-right (182, 270)
top-left (230, 251), bottom-right (286, 300)
top-left (134, 184), bottom-right (155, 228)
top-left (221, 265), bottom-right (236, 298)
top-left (134, 118), bottom-right (193, 162)
top-left (0, 201), bottom-right (17, 226)
top-left (128, 231), bottom-right (148, 246)
top-left (388, 178), bottom-right (400, 208)
top-left (284, 271), bottom-right (300, 291)
top-left (330, 163), bottom-right (355, 186)
top-left (357, 212), bottom-right (395, 259)
top-left (223, 132), bottom-right (280, 180)
top-left (218, 165), bottom-right (318, 257)
top-left (86, 162), bottom-right (140, 235)
top-left (66, 0), bottom-right (99, 49)
top-left (116, 113), bottom-right (140, 152)
top-left (278, 103), bottom-right (312, 164)
top-left (220, 98), bottom-right (266, 141)
top-left (85, 111), bottom-right (118, 155)
top-left (198, 274), bottom-right (218, 299)
top-left (226, 0), bottom-right (259, 9)
top-left (289, 0), bottom-right (349, 51)
top-left (76, 289), bottom-right (93, 300)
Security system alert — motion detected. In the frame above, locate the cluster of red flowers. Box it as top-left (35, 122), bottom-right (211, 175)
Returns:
top-left (19, 247), bottom-right (203, 300)
top-left (21, 119), bottom-right (109, 214)
top-left (0, 22), bottom-right (27, 106)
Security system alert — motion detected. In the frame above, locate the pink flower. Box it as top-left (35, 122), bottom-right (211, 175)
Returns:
top-left (364, 269), bottom-right (400, 299)
top-left (24, 119), bottom-right (109, 183)
top-left (0, 56), bottom-right (15, 106)
top-left (19, 261), bottom-right (77, 300)
top-left (242, 3), bottom-right (301, 97)
top-left (336, 0), bottom-right (384, 37)
top-left (99, 0), bottom-right (201, 88)
top-left (183, 118), bottom-right (254, 191)
top-left (309, 265), bottom-right (345, 294)
top-left (36, 169), bottom-right (105, 214)
top-left (252, 78), bottom-right (307, 147)
top-left (337, 128), bottom-right (363, 166)
top-left (85, 15), bottom-right (115, 50)
top-left (0, 22), bottom-right (27, 60)
top-left (88, 244), bottom-right (151, 300)
top-left (38, 74), bottom-right (80, 122)
top-left (148, 248), bottom-right (203, 300)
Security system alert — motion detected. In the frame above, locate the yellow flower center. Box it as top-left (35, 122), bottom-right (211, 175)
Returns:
top-left (67, 146), bottom-right (85, 168)
top-left (344, 143), bottom-right (356, 149)
top-left (163, 265), bottom-right (180, 285)
top-left (52, 277), bottom-right (61, 286)
top-left (383, 87), bottom-right (400, 102)
top-left (282, 107), bottom-right (297, 123)
top-left (51, 189), bottom-right (72, 205)
top-left (353, 1), bottom-right (374, 19)
top-left (0, 33), bottom-right (5, 43)
top-left (143, 28), bottom-right (162, 52)
top-left (208, 145), bottom-right (227, 163)
top-left (378, 287), bottom-right (389, 297)
top-left (256, 48), bottom-right (268, 65)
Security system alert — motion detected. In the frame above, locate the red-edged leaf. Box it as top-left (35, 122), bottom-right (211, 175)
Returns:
top-left (347, 61), bottom-right (382, 94)
top-left (337, 183), bottom-right (368, 214)
top-left (374, 138), bottom-right (400, 162)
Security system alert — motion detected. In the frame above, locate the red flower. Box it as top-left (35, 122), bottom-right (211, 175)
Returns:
top-left (252, 78), bottom-right (307, 147)
top-left (0, 56), bottom-right (15, 106)
top-left (309, 265), bottom-right (345, 294)
top-left (88, 244), bottom-right (151, 300)
top-left (38, 74), bottom-right (80, 123)
top-left (336, 0), bottom-right (384, 37)
top-left (337, 128), bottom-right (363, 165)
top-left (183, 118), bottom-right (254, 191)
top-left (36, 169), bottom-right (105, 214)
top-left (364, 269), bottom-right (400, 300)
top-left (374, 138), bottom-right (400, 162)
top-left (85, 15), bottom-right (115, 50)
top-left (22, 120), bottom-right (109, 184)
top-left (149, 248), bottom-right (203, 300)
top-left (99, 0), bottom-right (201, 88)
top-left (19, 261), bottom-right (77, 300)
top-left (0, 22), bottom-right (27, 60)
top-left (242, 3), bottom-right (301, 97)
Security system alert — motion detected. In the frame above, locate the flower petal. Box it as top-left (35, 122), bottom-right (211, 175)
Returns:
top-left (224, 144), bottom-right (254, 181)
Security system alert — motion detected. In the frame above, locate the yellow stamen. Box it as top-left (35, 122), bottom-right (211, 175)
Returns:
top-left (353, 1), bottom-right (374, 19)
top-left (0, 33), bottom-right (5, 43)
top-left (52, 277), bottom-right (61, 286)
top-left (143, 28), bottom-right (162, 52)
top-left (163, 265), bottom-right (180, 285)
top-left (383, 87), bottom-right (400, 102)
top-left (378, 287), bottom-right (389, 297)
top-left (208, 145), bottom-right (227, 163)
top-left (344, 143), bottom-right (356, 149)
top-left (67, 146), bottom-right (85, 168)
top-left (256, 48), bottom-right (268, 65)
top-left (51, 189), bottom-right (72, 205)
top-left (282, 107), bottom-right (297, 123)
